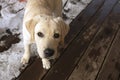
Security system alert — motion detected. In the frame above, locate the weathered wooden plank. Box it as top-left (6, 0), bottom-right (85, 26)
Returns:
top-left (42, 0), bottom-right (118, 80)
top-left (18, 59), bottom-right (44, 80)
top-left (68, 1), bottom-right (120, 80)
top-left (96, 3), bottom-right (120, 80)
top-left (96, 26), bottom-right (120, 80)
top-left (17, 0), bottom-right (104, 79)
top-left (65, 0), bottom-right (105, 43)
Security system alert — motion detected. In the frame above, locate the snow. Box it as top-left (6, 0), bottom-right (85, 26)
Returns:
top-left (63, 0), bottom-right (92, 23)
top-left (0, 0), bottom-right (91, 80)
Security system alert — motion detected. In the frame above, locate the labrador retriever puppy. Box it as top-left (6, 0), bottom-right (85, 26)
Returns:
top-left (21, 0), bottom-right (69, 69)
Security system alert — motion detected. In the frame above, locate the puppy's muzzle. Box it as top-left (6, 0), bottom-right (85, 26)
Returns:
top-left (44, 48), bottom-right (54, 57)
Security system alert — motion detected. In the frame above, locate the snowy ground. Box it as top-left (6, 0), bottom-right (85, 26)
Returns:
top-left (0, 0), bottom-right (91, 80)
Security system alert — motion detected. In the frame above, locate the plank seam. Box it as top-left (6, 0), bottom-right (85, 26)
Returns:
top-left (95, 20), bottom-right (120, 80)
top-left (118, 75), bottom-right (120, 80)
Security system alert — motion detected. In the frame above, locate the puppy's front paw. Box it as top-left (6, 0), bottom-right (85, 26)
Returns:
top-left (21, 54), bottom-right (30, 64)
top-left (42, 59), bottom-right (51, 69)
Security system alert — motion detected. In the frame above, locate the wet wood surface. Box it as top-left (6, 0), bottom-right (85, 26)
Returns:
top-left (68, 1), bottom-right (120, 80)
top-left (17, 0), bottom-right (120, 80)
top-left (96, 3), bottom-right (120, 80)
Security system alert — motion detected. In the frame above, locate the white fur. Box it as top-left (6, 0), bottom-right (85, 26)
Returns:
top-left (21, 0), bottom-right (69, 69)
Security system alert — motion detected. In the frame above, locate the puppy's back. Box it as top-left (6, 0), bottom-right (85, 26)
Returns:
top-left (24, 0), bottom-right (54, 22)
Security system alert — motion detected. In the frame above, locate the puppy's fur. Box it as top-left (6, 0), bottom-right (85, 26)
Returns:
top-left (21, 0), bottom-right (69, 69)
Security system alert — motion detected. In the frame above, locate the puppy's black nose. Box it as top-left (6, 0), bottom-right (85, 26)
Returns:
top-left (44, 48), bottom-right (54, 57)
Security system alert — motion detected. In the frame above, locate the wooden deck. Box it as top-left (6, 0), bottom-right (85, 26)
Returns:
top-left (16, 0), bottom-right (120, 80)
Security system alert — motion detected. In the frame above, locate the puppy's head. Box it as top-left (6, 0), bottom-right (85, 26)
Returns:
top-left (26, 16), bottom-right (69, 59)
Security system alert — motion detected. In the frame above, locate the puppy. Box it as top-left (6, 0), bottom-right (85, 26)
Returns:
top-left (21, 0), bottom-right (69, 69)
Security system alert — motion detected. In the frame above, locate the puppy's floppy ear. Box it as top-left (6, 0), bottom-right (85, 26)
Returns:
top-left (54, 17), bottom-right (70, 46)
top-left (25, 18), bottom-right (38, 41)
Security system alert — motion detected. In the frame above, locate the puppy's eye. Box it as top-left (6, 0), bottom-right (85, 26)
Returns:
top-left (37, 32), bottom-right (44, 37)
top-left (54, 33), bottom-right (60, 38)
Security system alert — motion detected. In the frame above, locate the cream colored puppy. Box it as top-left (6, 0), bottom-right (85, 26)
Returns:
top-left (21, 0), bottom-right (69, 69)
